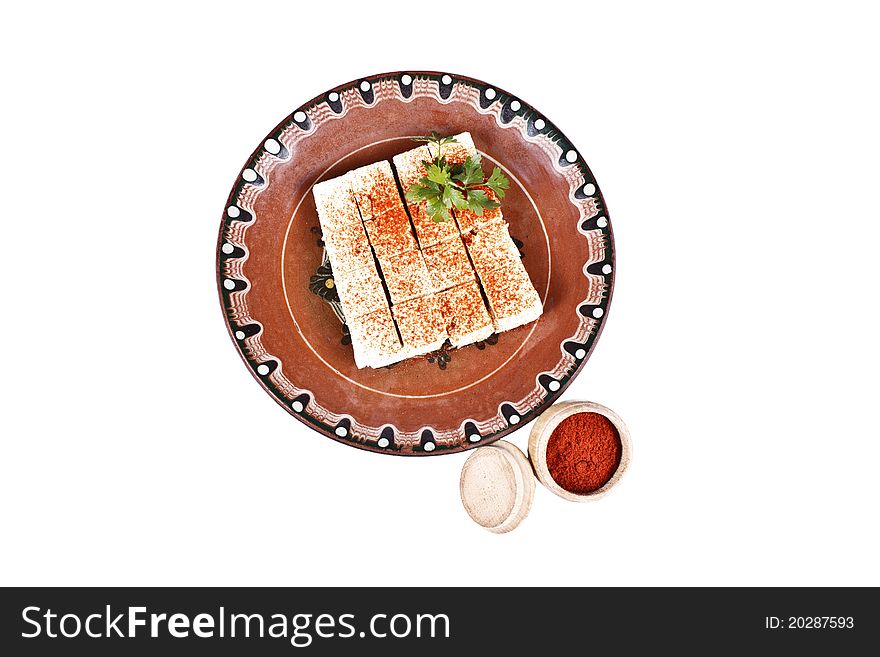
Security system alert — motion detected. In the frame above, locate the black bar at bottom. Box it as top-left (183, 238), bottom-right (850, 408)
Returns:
top-left (0, 587), bottom-right (873, 654)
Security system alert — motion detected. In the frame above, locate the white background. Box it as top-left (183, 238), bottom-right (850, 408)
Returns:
top-left (2, 1), bottom-right (878, 587)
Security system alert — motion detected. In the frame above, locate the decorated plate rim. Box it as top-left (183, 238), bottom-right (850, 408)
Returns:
top-left (216, 71), bottom-right (615, 456)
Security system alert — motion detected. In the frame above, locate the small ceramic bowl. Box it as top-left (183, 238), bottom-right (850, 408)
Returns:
top-left (528, 400), bottom-right (631, 502)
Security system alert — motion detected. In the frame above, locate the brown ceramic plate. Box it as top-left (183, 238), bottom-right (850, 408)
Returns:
top-left (217, 72), bottom-right (614, 456)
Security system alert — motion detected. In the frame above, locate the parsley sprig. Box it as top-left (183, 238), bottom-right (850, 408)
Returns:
top-left (405, 132), bottom-right (510, 223)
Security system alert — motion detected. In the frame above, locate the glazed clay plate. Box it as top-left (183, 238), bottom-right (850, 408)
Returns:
top-left (217, 72), bottom-right (614, 455)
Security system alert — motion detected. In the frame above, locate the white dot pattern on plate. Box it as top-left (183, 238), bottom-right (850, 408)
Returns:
top-left (575, 348), bottom-right (586, 359)
top-left (221, 243), bottom-right (234, 254)
top-left (596, 217), bottom-right (608, 228)
top-left (565, 150), bottom-right (578, 163)
top-left (509, 414), bottom-right (520, 425)
top-left (242, 168), bottom-right (257, 182)
top-left (335, 426), bottom-right (348, 437)
top-left (592, 308), bottom-right (604, 318)
top-left (227, 206), bottom-right (240, 218)
top-left (264, 138), bottom-right (281, 155)
top-left (294, 111), bottom-right (307, 122)
top-left (328, 92), bottom-right (339, 102)
top-left (548, 380), bottom-right (561, 392)
top-left (424, 442), bottom-right (436, 452)
top-left (485, 88), bottom-right (496, 100)
top-left (401, 74), bottom-right (412, 85)
top-left (378, 437), bottom-right (390, 448)
top-left (510, 100), bottom-right (521, 111)
top-left (257, 364), bottom-right (270, 375)
top-left (223, 279), bottom-right (235, 290)
top-left (534, 118), bottom-right (546, 130)
top-left (441, 74), bottom-right (452, 84)
top-left (292, 400), bottom-right (304, 412)
top-left (360, 80), bottom-right (371, 92)
top-left (234, 330), bottom-right (245, 340)
top-left (602, 264), bottom-right (613, 275)
top-left (469, 434), bottom-right (481, 442)
top-left (582, 183), bottom-right (596, 196)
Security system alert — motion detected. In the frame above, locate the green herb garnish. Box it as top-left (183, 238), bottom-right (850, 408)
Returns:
top-left (405, 132), bottom-right (510, 223)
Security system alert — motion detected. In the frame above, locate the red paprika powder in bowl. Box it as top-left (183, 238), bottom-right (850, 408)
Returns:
top-left (528, 401), bottom-right (631, 502)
